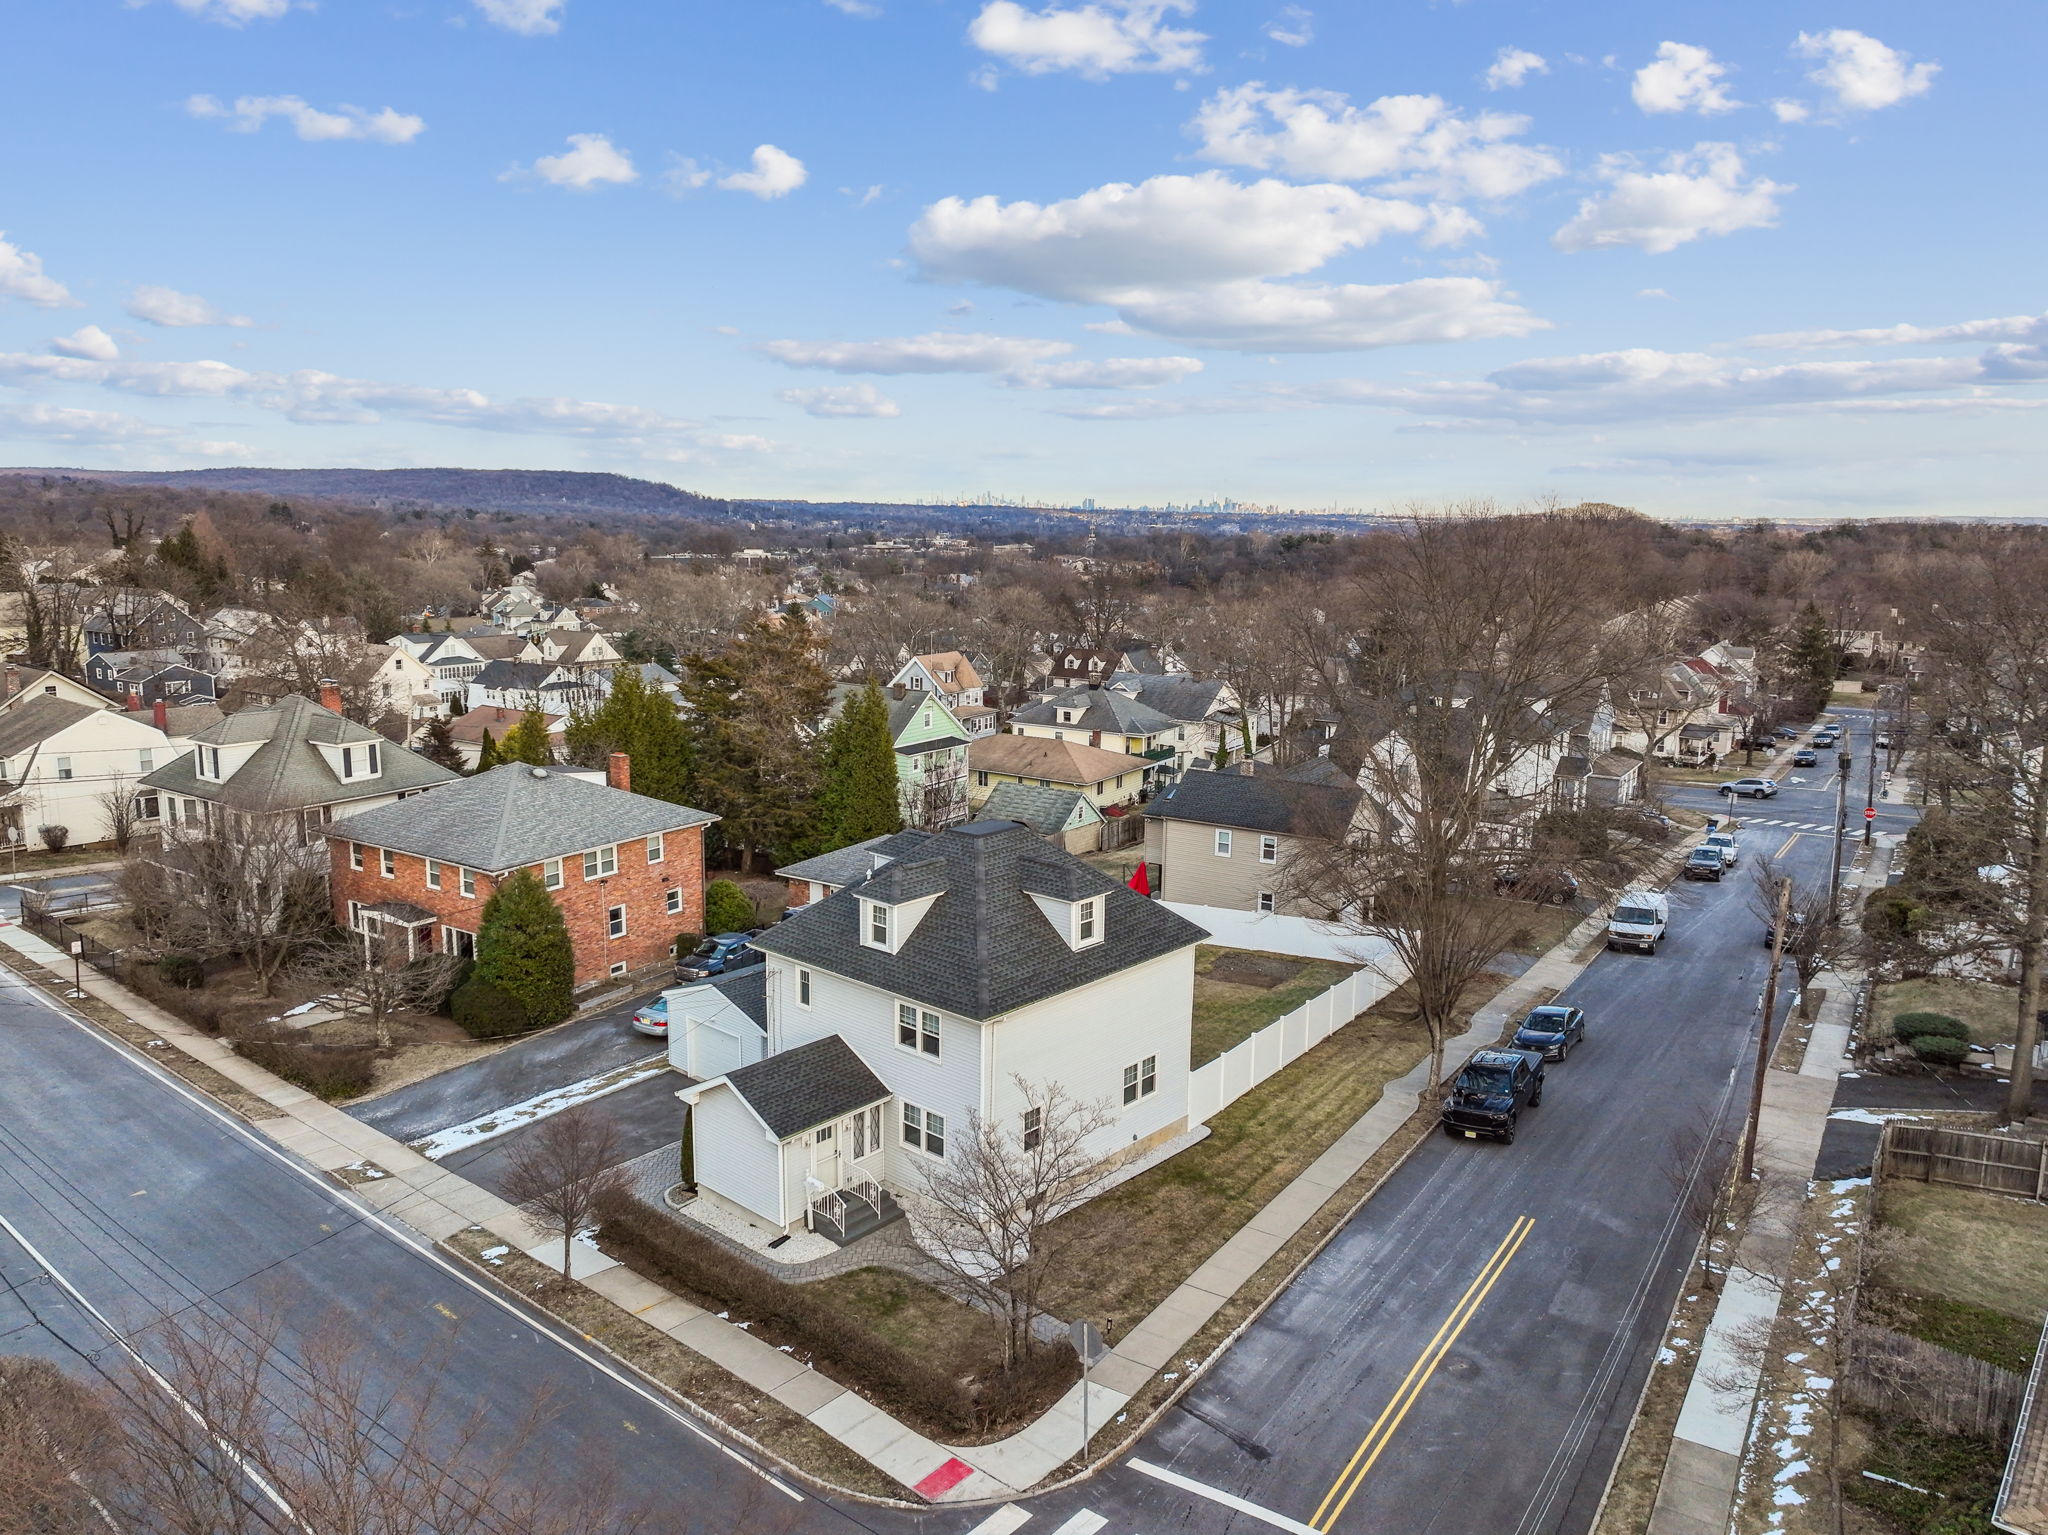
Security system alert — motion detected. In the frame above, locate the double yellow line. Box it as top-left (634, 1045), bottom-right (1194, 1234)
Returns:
top-left (1309, 1215), bottom-right (1536, 1531)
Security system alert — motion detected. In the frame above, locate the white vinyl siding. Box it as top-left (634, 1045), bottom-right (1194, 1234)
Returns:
top-left (692, 1089), bottom-right (785, 1226)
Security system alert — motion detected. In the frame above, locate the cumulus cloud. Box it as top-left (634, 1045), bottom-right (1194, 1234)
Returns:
top-left (167, 0), bottom-right (289, 23)
top-left (1771, 100), bottom-right (1810, 124)
top-left (1484, 47), bottom-right (1547, 91)
top-left (1631, 42), bottom-right (1739, 115)
top-left (185, 95), bottom-right (425, 144)
top-left (1005, 355), bottom-right (1204, 388)
top-left (778, 383), bottom-right (901, 417)
top-left (1190, 84), bottom-right (1562, 200)
top-left (0, 234), bottom-right (77, 309)
top-left (1553, 143), bottom-right (1786, 254)
top-left (760, 331), bottom-right (1073, 375)
top-left (719, 144), bottom-right (807, 199)
top-left (909, 171), bottom-right (1543, 351)
top-left (1748, 312), bottom-right (2048, 350)
top-left (1264, 6), bottom-right (1312, 47)
top-left (822, 0), bottom-right (881, 14)
top-left (474, 0), bottom-right (564, 35)
top-left (968, 0), bottom-right (1206, 80)
top-left (1794, 29), bottom-right (1938, 113)
top-left (126, 285), bottom-right (256, 328)
top-left (515, 133), bottom-right (637, 190)
top-left (50, 326), bottom-right (120, 361)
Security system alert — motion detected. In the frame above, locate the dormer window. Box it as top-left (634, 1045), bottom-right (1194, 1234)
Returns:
top-left (1075, 897), bottom-right (1101, 947)
top-left (864, 900), bottom-right (892, 950)
top-left (337, 742), bottom-right (381, 781)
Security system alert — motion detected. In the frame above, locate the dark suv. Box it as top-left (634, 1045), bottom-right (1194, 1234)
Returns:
top-left (1441, 1048), bottom-right (1545, 1143)
top-left (675, 931), bottom-right (762, 981)
top-left (1512, 1005), bottom-right (1586, 1061)
top-left (1683, 846), bottom-right (1727, 882)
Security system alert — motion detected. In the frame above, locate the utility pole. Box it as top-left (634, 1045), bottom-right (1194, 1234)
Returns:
top-left (1829, 748), bottom-right (1851, 916)
top-left (1743, 876), bottom-right (1794, 1186)
top-left (1863, 707), bottom-right (1880, 848)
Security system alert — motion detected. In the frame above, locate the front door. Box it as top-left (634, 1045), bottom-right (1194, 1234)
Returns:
top-left (813, 1124), bottom-right (839, 1190)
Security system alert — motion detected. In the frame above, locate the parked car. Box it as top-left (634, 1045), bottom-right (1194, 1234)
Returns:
top-left (1718, 777), bottom-right (1779, 799)
top-left (1876, 734), bottom-right (1893, 749)
top-left (1704, 830), bottom-right (1740, 868)
top-left (675, 932), bottom-right (763, 981)
top-left (1495, 865), bottom-right (1581, 905)
top-left (1764, 911), bottom-right (1809, 948)
top-left (1683, 846), bottom-right (1727, 881)
top-left (1774, 726), bottom-right (1802, 741)
top-left (1440, 1048), bottom-right (1545, 1143)
top-left (1606, 890), bottom-right (1669, 953)
top-left (1512, 1005), bottom-right (1586, 1061)
top-left (1630, 807), bottom-right (1676, 840)
top-left (1792, 748), bottom-right (1817, 766)
top-left (629, 995), bottom-right (671, 1037)
top-left (1814, 727), bottom-right (1840, 745)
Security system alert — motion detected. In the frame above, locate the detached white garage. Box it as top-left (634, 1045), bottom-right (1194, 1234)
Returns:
top-left (662, 970), bottom-right (768, 1080)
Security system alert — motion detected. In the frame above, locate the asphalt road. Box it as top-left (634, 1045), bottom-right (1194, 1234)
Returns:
top-left (438, 1071), bottom-right (689, 1199)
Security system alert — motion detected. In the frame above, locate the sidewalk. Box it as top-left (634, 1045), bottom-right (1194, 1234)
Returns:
top-left (0, 848), bottom-right (1678, 1508)
top-left (1645, 832), bottom-right (1899, 1535)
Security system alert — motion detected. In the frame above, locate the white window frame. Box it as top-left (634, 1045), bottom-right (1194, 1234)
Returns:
top-left (1021, 1106), bottom-right (1042, 1151)
top-left (1122, 1054), bottom-right (1158, 1105)
top-left (542, 857), bottom-right (563, 891)
top-left (1214, 828), bottom-right (1232, 857)
top-left (379, 848), bottom-right (395, 880)
top-left (583, 844), bottom-right (618, 880)
top-left (349, 843), bottom-right (364, 872)
top-left (797, 967), bottom-right (812, 1007)
top-left (1259, 834), bottom-right (1279, 865)
top-left (459, 867), bottom-right (476, 899)
top-left (901, 1102), bottom-right (946, 1158)
top-left (666, 886), bottom-right (684, 915)
top-left (1257, 890), bottom-right (1276, 915)
top-left (896, 1001), bottom-right (940, 1058)
top-left (426, 860), bottom-right (442, 891)
top-left (1074, 897), bottom-right (1102, 948)
top-left (863, 900), bottom-right (892, 951)
top-left (646, 833), bottom-right (664, 864)
top-left (138, 749), bottom-right (154, 773)
top-left (606, 904), bottom-right (627, 939)
top-left (441, 925), bottom-right (476, 959)
top-left (54, 757), bottom-right (73, 782)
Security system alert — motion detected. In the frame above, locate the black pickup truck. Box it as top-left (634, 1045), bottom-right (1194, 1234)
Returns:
top-left (1440, 1047), bottom-right (1546, 1144)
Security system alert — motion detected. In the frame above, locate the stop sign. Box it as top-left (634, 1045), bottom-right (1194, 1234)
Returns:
top-left (1864, 806), bottom-right (1878, 821)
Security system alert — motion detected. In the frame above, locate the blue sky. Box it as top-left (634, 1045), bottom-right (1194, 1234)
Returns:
top-left (0, 0), bottom-right (2039, 517)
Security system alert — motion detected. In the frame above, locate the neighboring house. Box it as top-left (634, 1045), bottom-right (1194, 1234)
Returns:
top-left (464, 659), bottom-right (603, 714)
top-left (444, 704), bottom-right (566, 769)
top-left (84, 650), bottom-right (220, 708)
top-left (390, 633), bottom-right (489, 702)
top-left (888, 651), bottom-right (998, 738)
top-left (0, 667), bottom-right (116, 715)
top-left (886, 689), bottom-right (971, 831)
top-left (464, 632), bottom-right (544, 666)
top-left (81, 591), bottom-right (206, 658)
top-left (1008, 685), bottom-right (1190, 776)
top-left (360, 645), bottom-right (442, 726)
top-left (0, 697), bottom-right (185, 848)
top-left (775, 830), bottom-right (937, 910)
top-left (1106, 672), bottom-right (1242, 767)
top-left (1142, 759), bottom-right (1364, 916)
top-left (536, 628), bottom-right (623, 676)
top-left (968, 734), bottom-right (1154, 812)
top-left (326, 756), bottom-right (716, 982)
top-left (977, 783), bottom-right (1104, 854)
top-left (663, 969), bottom-right (769, 1080)
top-left (680, 819), bottom-right (1210, 1241)
top-left (1046, 648), bottom-right (1126, 690)
top-left (140, 687), bottom-right (459, 850)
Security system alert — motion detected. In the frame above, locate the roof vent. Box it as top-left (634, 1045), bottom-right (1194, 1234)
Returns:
top-left (531, 767), bottom-right (549, 778)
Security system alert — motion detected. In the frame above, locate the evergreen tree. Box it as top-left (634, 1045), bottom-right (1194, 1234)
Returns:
top-left (499, 707), bottom-right (555, 766)
top-left (1785, 603), bottom-right (1839, 717)
top-left (812, 681), bottom-right (902, 851)
top-left (472, 869), bottom-right (575, 1028)
top-left (475, 729), bottom-right (500, 772)
top-left (417, 716), bottom-right (464, 772)
top-left (678, 625), bottom-right (833, 872)
top-left (559, 670), bottom-right (691, 801)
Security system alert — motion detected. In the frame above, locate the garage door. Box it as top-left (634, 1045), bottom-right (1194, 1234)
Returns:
top-left (688, 1019), bottom-right (748, 1081)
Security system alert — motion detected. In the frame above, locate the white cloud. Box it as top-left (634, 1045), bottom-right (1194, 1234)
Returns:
top-left (126, 285), bottom-right (255, 328)
top-left (661, 157), bottom-right (713, 195)
top-left (822, 0), bottom-right (881, 15)
top-left (1771, 99), bottom-right (1810, 124)
top-left (1005, 355), bottom-right (1204, 388)
top-left (1553, 143), bottom-right (1786, 254)
top-left (0, 234), bottom-right (77, 309)
top-left (1631, 42), bottom-right (1739, 115)
top-left (778, 383), bottom-right (901, 417)
top-left (967, 0), bottom-right (1206, 81)
top-left (1748, 312), bottom-right (2048, 350)
top-left (1083, 318), bottom-right (1135, 334)
top-left (1794, 29), bottom-right (1937, 113)
top-left (185, 95), bottom-right (425, 144)
top-left (1638, 287), bottom-right (1674, 300)
top-left (1102, 276), bottom-right (1547, 352)
top-left (1264, 6), bottom-right (1312, 47)
top-left (168, 0), bottom-right (289, 24)
top-left (474, 0), bottom-right (564, 35)
top-left (517, 133), bottom-right (638, 190)
top-left (0, 350), bottom-right (770, 458)
top-left (761, 331), bottom-right (1073, 374)
top-left (0, 403), bottom-right (173, 444)
top-left (719, 145), bottom-right (807, 200)
top-left (1189, 83), bottom-right (1564, 200)
top-left (50, 326), bottom-right (119, 361)
top-left (1484, 47), bottom-right (1547, 91)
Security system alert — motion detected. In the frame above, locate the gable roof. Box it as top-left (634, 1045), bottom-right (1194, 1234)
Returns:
top-left (445, 704), bottom-right (564, 745)
top-left (774, 830), bottom-right (937, 891)
top-left (886, 690), bottom-right (968, 750)
top-left (138, 694), bottom-right (459, 811)
top-left (1108, 672), bottom-right (1230, 722)
top-left (909, 651), bottom-right (983, 692)
top-left (0, 696), bottom-right (100, 756)
top-left (716, 1035), bottom-right (890, 1139)
top-left (121, 701), bottom-right (223, 738)
top-left (979, 782), bottom-right (1100, 834)
top-left (969, 733), bottom-right (1149, 787)
top-left (1010, 685), bottom-right (1180, 738)
top-left (1146, 760), bottom-right (1362, 837)
top-left (320, 762), bottom-right (716, 871)
top-left (465, 634), bottom-right (535, 661)
top-left (756, 820), bottom-right (1207, 1021)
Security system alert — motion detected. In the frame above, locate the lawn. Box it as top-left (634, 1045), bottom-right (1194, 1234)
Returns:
top-left (1190, 945), bottom-right (1357, 1067)
top-left (1874, 977), bottom-right (2019, 1046)
top-left (1878, 1179), bottom-right (2048, 1326)
top-left (804, 1267), bottom-right (996, 1363)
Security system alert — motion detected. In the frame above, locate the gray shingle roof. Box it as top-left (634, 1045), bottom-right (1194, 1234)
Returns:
top-left (862, 855), bottom-right (949, 904)
top-left (139, 694), bottom-right (458, 812)
top-left (978, 782), bottom-right (1096, 834)
top-left (1009, 686), bottom-right (1180, 737)
top-left (756, 820), bottom-right (1208, 1021)
top-left (709, 967), bottom-right (768, 1030)
top-left (472, 659), bottom-right (563, 692)
top-left (1144, 761), bottom-right (1361, 837)
top-left (0, 697), bottom-right (99, 756)
top-left (320, 762), bottom-right (717, 872)
top-left (1108, 672), bottom-right (1229, 723)
top-left (719, 1035), bottom-right (889, 1138)
top-left (774, 830), bottom-right (936, 891)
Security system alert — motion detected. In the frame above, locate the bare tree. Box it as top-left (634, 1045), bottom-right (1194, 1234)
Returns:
top-left (1660, 1108), bottom-right (1757, 1293)
top-left (97, 772), bottom-right (142, 853)
top-left (0, 1356), bottom-right (118, 1535)
top-left (126, 815), bottom-right (332, 995)
top-left (1746, 857), bottom-right (1848, 1015)
top-left (911, 1077), bottom-right (1120, 1366)
top-left (501, 1107), bottom-right (633, 1279)
top-left (293, 930), bottom-right (460, 1049)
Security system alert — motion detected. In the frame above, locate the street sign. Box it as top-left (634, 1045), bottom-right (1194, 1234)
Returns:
top-left (1069, 1319), bottom-right (1104, 1363)
top-left (1864, 806), bottom-right (1877, 821)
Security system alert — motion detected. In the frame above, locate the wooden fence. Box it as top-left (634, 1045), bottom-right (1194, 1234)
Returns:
top-left (1096, 813), bottom-right (1146, 852)
top-left (1845, 1323), bottom-right (2026, 1441)
top-left (1878, 1121), bottom-right (2048, 1200)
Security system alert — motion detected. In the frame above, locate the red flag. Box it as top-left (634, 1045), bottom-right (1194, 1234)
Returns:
top-left (1128, 861), bottom-right (1152, 896)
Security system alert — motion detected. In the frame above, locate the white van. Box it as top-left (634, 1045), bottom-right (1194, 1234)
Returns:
top-left (1607, 891), bottom-right (1670, 954)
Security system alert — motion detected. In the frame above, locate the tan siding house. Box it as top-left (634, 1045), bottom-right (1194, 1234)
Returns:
top-left (1142, 761), bottom-right (1363, 917)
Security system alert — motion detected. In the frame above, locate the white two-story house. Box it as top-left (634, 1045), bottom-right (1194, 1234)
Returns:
top-left (676, 819), bottom-right (1210, 1244)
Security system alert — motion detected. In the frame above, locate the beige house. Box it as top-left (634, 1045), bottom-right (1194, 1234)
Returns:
top-left (978, 782), bottom-right (1105, 854)
top-left (968, 733), bottom-right (1154, 812)
top-left (1142, 760), bottom-right (1364, 917)
top-left (0, 696), bottom-right (191, 849)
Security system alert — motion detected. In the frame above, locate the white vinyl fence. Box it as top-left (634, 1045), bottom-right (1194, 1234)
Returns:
top-left (1186, 957), bottom-right (1411, 1125)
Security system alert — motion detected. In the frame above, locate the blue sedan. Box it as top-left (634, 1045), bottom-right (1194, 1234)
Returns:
top-left (1512, 1004), bottom-right (1586, 1061)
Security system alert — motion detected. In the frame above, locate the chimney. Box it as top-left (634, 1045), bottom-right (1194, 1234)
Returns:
top-left (317, 678), bottom-right (343, 714)
top-left (891, 684), bottom-right (908, 701)
top-left (127, 691), bottom-right (143, 712)
top-left (153, 698), bottom-right (169, 732)
top-left (607, 751), bottom-right (631, 793)
top-left (1, 666), bottom-right (15, 703)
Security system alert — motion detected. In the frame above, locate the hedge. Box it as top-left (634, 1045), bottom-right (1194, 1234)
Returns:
top-left (121, 959), bottom-right (231, 1035)
top-left (233, 1023), bottom-right (377, 1100)
top-left (1893, 1011), bottom-right (1969, 1043)
top-left (1910, 1034), bottom-right (1973, 1067)
top-left (702, 881), bottom-right (756, 937)
top-left (591, 1191), bottom-right (1074, 1437)
top-left (450, 978), bottom-right (532, 1039)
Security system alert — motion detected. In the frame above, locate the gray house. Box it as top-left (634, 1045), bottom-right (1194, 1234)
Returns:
top-left (1142, 759), bottom-right (1363, 917)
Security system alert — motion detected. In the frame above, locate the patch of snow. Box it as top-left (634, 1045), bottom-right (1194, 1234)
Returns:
top-left (479, 1245), bottom-right (509, 1265)
top-left (1658, 1347), bottom-right (1678, 1365)
top-left (410, 1057), bottom-right (670, 1160)
top-left (341, 1159), bottom-right (388, 1181)
top-left (1827, 1107), bottom-right (1929, 1126)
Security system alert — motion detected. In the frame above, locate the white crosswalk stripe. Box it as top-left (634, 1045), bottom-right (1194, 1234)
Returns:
top-left (965, 1508), bottom-right (1034, 1535)
top-left (1050, 1515), bottom-right (1108, 1535)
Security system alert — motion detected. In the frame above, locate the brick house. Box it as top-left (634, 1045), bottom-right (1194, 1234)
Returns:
top-left (324, 755), bottom-right (718, 989)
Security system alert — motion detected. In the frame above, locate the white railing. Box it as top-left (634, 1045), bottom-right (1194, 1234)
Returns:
top-left (808, 1189), bottom-right (846, 1233)
top-left (1185, 956), bottom-right (1411, 1126)
top-left (847, 1174), bottom-right (884, 1213)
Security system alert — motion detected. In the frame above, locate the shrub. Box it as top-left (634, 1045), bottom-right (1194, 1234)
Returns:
top-left (471, 869), bottom-right (574, 1027)
top-left (36, 824), bottom-right (68, 852)
top-left (157, 951), bottom-right (205, 990)
top-left (410, 954), bottom-right (471, 1015)
top-left (702, 880), bottom-right (756, 936)
top-left (1911, 1034), bottom-right (1973, 1067)
top-left (450, 978), bottom-right (531, 1039)
top-left (232, 1021), bottom-right (376, 1100)
top-left (1893, 1011), bottom-right (1969, 1043)
top-left (122, 959), bottom-right (230, 1034)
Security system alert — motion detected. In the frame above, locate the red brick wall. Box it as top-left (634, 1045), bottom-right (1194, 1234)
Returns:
top-left (327, 824), bottom-right (706, 988)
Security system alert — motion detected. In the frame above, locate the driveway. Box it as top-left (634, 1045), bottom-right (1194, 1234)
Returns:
top-left (0, 871), bottom-right (119, 920)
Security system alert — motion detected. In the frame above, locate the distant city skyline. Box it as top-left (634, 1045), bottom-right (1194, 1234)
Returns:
top-left (0, 2), bottom-right (2038, 519)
